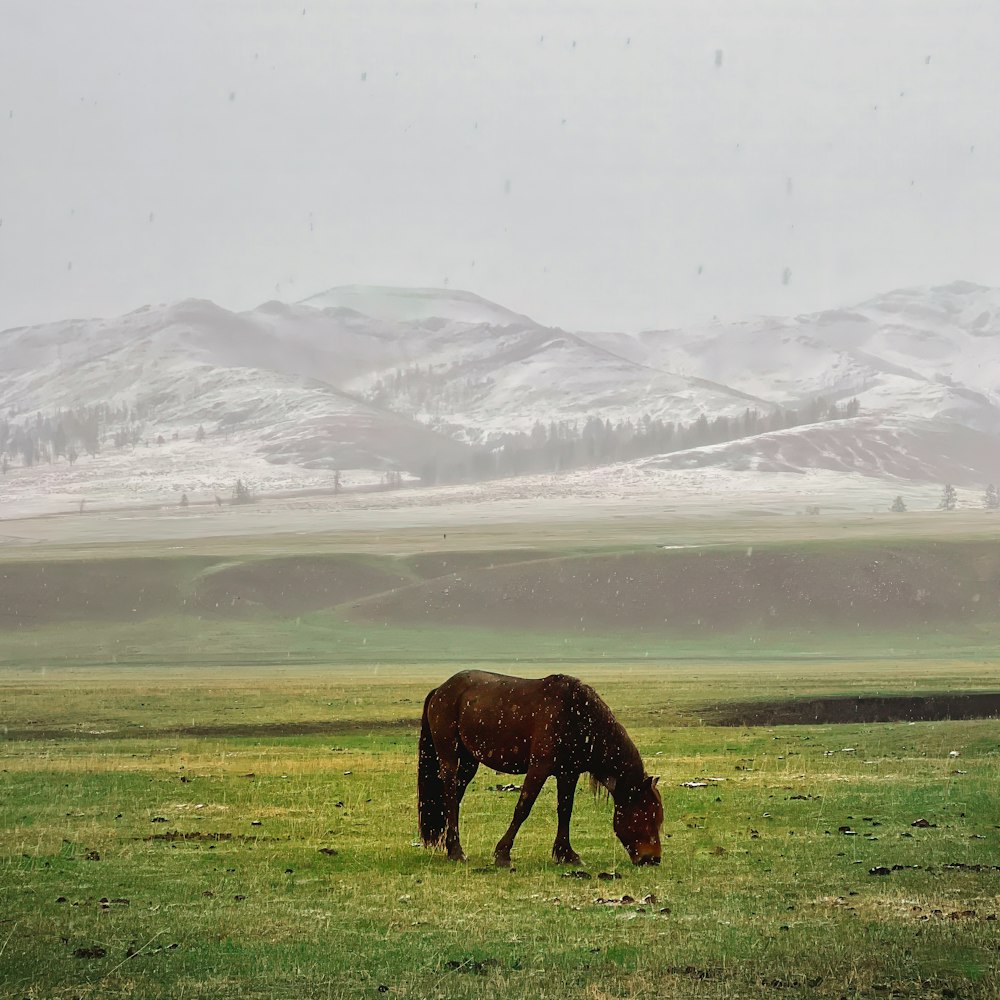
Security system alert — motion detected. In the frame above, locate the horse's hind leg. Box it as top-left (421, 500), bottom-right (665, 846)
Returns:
top-left (456, 755), bottom-right (479, 805)
top-left (438, 749), bottom-right (469, 862)
top-left (552, 772), bottom-right (582, 865)
top-left (443, 754), bottom-right (478, 859)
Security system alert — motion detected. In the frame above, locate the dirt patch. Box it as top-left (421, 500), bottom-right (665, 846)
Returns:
top-left (189, 555), bottom-right (412, 617)
top-left (144, 831), bottom-right (273, 843)
top-left (0, 552), bottom-right (417, 628)
top-left (6, 539), bottom-right (1000, 634)
top-left (709, 692), bottom-right (1000, 726)
top-left (0, 557), bottom-right (197, 627)
top-left (348, 541), bottom-right (1000, 633)
top-left (71, 945), bottom-right (107, 959)
top-left (169, 718), bottom-right (417, 738)
top-left (2, 718), bottom-right (419, 742)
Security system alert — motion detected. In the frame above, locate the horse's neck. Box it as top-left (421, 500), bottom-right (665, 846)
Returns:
top-left (586, 706), bottom-right (644, 800)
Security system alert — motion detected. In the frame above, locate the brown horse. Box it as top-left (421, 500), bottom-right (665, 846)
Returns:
top-left (418, 670), bottom-right (663, 867)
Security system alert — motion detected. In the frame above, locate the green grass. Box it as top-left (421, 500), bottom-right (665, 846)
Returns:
top-left (3, 523), bottom-right (1000, 997)
top-left (3, 610), bottom-right (1000, 670)
top-left (2, 664), bottom-right (1000, 999)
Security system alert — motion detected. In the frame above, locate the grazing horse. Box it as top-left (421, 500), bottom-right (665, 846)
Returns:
top-left (418, 670), bottom-right (663, 867)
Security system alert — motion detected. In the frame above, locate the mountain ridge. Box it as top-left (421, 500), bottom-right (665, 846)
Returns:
top-left (1, 281), bottom-right (999, 517)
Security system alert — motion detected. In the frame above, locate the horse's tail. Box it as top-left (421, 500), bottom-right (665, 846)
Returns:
top-left (418, 689), bottom-right (446, 846)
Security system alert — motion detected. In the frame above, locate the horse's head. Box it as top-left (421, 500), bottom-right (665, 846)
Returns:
top-left (613, 775), bottom-right (663, 865)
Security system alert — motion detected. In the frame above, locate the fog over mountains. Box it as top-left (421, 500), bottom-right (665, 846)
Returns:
top-left (1, 280), bottom-right (999, 514)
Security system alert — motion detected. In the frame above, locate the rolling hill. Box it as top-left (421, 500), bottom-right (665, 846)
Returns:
top-left (1, 281), bottom-right (999, 516)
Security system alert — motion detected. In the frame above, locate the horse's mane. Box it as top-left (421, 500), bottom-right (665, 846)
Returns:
top-left (589, 773), bottom-right (612, 799)
top-left (575, 681), bottom-right (642, 800)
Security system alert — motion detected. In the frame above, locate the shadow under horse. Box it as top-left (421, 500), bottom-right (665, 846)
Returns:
top-left (418, 670), bottom-right (663, 867)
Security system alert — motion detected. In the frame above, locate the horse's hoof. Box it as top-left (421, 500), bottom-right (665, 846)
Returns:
top-left (494, 854), bottom-right (512, 869)
top-left (554, 851), bottom-right (582, 866)
top-left (448, 851), bottom-right (468, 863)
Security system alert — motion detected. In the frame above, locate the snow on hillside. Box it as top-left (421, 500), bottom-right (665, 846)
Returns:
top-left (298, 285), bottom-right (532, 327)
top-left (841, 281), bottom-right (1000, 401)
top-left (0, 454), bottom-right (979, 549)
top-left (0, 300), bottom-right (472, 474)
top-left (639, 417), bottom-right (1000, 487)
top-left (2, 280), bottom-right (1000, 521)
top-left (348, 326), bottom-right (772, 439)
top-left (0, 432), bottom-right (392, 520)
top-left (581, 281), bottom-right (1000, 416)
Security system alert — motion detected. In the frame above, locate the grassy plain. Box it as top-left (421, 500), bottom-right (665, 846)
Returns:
top-left (4, 664), bottom-right (1000, 999)
top-left (2, 518), bottom-right (999, 998)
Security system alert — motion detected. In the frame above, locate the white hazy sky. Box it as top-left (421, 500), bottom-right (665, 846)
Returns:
top-left (2, 1), bottom-right (998, 333)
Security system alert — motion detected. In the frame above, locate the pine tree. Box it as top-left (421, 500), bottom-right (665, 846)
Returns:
top-left (231, 479), bottom-right (254, 505)
top-left (939, 484), bottom-right (958, 511)
top-left (890, 495), bottom-right (907, 513)
top-left (985, 484), bottom-right (999, 509)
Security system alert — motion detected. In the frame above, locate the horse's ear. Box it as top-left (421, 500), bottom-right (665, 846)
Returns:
top-left (646, 775), bottom-right (660, 789)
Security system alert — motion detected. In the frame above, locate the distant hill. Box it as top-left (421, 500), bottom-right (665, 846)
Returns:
top-left (298, 285), bottom-right (534, 327)
top-left (1, 281), bottom-right (999, 515)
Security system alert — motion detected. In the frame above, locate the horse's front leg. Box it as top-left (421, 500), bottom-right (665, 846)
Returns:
top-left (494, 765), bottom-right (547, 868)
top-left (552, 772), bottom-right (582, 865)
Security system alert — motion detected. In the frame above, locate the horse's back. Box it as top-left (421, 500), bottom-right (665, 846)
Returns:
top-left (434, 669), bottom-right (582, 694)
top-left (424, 671), bottom-right (588, 774)
top-left (430, 670), bottom-right (583, 713)
top-left (434, 669), bottom-right (507, 694)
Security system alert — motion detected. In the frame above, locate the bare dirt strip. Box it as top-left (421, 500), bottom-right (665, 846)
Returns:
top-left (709, 692), bottom-right (1000, 726)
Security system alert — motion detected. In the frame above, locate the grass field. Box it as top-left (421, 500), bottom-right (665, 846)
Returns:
top-left (2, 522), bottom-right (1000, 998)
top-left (4, 666), bottom-right (1000, 1000)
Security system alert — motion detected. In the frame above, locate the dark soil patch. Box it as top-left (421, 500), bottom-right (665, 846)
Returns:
top-left (7, 539), bottom-right (1000, 635)
top-left (709, 692), bottom-right (1000, 726)
top-left (0, 553), bottom-right (419, 629)
top-left (0, 557), bottom-right (198, 627)
top-left (2, 717), bottom-right (418, 742)
top-left (443, 957), bottom-right (499, 975)
top-left (166, 718), bottom-right (417, 739)
top-left (189, 555), bottom-right (412, 617)
top-left (72, 945), bottom-right (107, 959)
top-left (144, 831), bottom-right (271, 843)
top-left (349, 541), bottom-right (1000, 633)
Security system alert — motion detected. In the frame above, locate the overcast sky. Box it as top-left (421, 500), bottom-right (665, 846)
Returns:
top-left (2, 1), bottom-right (998, 333)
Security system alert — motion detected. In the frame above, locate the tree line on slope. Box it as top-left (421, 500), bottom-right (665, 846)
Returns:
top-left (418, 397), bottom-right (862, 484)
top-left (890, 484), bottom-right (1000, 512)
top-left (1, 396), bottom-right (861, 481)
top-left (0, 403), bottom-right (212, 473)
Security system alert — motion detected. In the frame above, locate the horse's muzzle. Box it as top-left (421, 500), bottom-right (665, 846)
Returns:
top-left (634, 855), bottom-right (661, 866)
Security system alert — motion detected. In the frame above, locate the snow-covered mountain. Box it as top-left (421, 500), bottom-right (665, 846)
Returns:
top-left (1, 280), bottom-right (999, 515)
top-left (298, 284), bottom-right (533, 327)
top-left (582, 280), bottom-right (1000, 418)
top-left (0, 298), bottom-right (472, 473)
